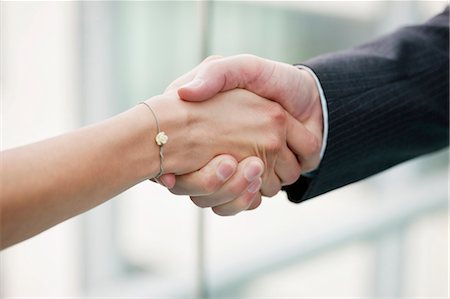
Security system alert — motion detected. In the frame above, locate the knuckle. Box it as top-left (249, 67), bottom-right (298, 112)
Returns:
top-left (190, 197), bottom-right (210, 208)
top-left (212, 206), bottom-right (233, 217)
top-left (230, 198), bottom-right (248, 213)
top-left (305, 133), bottom-right (321, 157)
top-left (237, 53), bottom-right (259, 62)
top-left (302, 154), bottom-right (321, 173)
top-left (202, 55), bottom-right (223, 64)
top-left (267, 102), bottom-right (287, 126)
top-left (284, 168), bottom-right (302, 185)
top-left (262, 187), bottom-right (279, 197)
top-left (261, 179), bottom-right (281, 197)
top-left (310, 137), bottom-right (321, 156)
top-left (238, 192), bottom-right (255, 208)
top-left (227, 182), bottom-right (246, 197)
top-left (201, 61), bottom-right (219, 76)
top-left (264, 135), bottom-right (283, 153)
top-left (247, 196), bottom-right (262, 210)
top-left (169, 188), bottom-right (184, 196)
top-left (212, 194), bottom-right (253, 216)
top-left (200, 175), bottom-right (220, 194)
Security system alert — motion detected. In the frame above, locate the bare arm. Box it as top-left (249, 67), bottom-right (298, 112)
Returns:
top-left (1, 104), bottom-right (167, 248)
top-left (1, 89), bottom-right (301, 248)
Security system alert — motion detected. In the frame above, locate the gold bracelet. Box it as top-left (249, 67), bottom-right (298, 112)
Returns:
top-left (139, 102), bottom-right (168, 179)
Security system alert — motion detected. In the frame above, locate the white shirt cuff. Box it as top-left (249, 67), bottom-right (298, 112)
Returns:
top-left (296, 65), bottom-right (329, 172)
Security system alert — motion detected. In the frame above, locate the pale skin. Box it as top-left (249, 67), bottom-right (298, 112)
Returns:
top-left (159, 55), bottom-right (324, 216)
top-left (1, 87), bottom-right (305, 249)
top-left (1, 54), bottom-right (323, 248)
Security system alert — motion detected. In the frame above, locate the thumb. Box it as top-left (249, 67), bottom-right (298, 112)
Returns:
top-left (178, 54), bottom-right (268, 102)
top-left (157, 173), bottom-right (176, 189)
top-left (177, 76), bottom-right (223, 102)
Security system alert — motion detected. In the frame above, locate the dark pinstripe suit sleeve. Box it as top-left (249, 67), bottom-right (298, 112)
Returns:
top-left (284, 7), bottom-right (449, 203)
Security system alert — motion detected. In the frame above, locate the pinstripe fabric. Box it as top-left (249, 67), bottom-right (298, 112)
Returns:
top-left (284, 7), bottom-right (449, 203)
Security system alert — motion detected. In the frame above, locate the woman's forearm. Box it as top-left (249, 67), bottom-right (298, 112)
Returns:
top-left (1, 87), bottom-right (297, 249)
top-left (1, 104), bottom-right (165, 249)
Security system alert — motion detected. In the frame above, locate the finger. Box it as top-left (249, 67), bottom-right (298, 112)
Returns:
top-left (261, 138), bottom-right (301, 194)
top-left (273, 143), bottom-right (302, 186)
top-left (156, 174), bottom-right (176, 189)
top-left (177, 55), bottom-right (303, 115)
top-left (258, 116), bottom-right (301, 196)
top-left (190, 157), bottom-right (264, 208)
top-left (259, 169), bottom-right (281, 198)
top-left (165, 55), bottom-right (223, 92)
top-left (178, 54), bottom-right (272, 102)
top-left (246, 193), bottom-right (262, 210)
top-left (271, 117), bottom-right (304, 187)
top-left (169, 154), bottom-right (237, 196)
top-left (258, 143), bottom-right (300, 197)
top-left (211, 178), bottom-right (262, 216)
top-left (286, 113), bottom-right (321, 173)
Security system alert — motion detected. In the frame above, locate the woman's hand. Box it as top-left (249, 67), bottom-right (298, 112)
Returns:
top-left (156, 55), bottom-right (322, 216)
top-left (148, 88), bottom-right (303, 197)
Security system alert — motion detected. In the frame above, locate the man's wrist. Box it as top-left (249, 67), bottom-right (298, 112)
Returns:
top-left (295, 65), bottom-right (329, 173)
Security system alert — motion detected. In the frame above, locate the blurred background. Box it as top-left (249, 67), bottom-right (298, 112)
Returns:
top-left (1, 1), bottom-right (448, 298)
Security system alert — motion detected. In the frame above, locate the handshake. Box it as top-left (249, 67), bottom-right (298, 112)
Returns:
top-left (3, 8), bottom-right (447, 249)
top-left (144, 54), bottom-right (324, 216)
top-left (2, 53), bottom-right (325, 248)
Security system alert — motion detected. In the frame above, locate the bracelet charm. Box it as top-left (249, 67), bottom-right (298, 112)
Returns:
top-left (155, 132), bottom-right (168, 146)
top-left (139, 102), bottom-right (167, 179)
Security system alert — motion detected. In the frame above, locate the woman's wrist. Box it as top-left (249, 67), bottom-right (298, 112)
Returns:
top-left (107, 104), bottom-right (161, 181)
top-left (137, 93), bottom-right (192, 177)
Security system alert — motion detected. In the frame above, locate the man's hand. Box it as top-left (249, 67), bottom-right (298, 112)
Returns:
top-left (159, 55), bottom-right (323, 215)
top-left (169, 155), bottom-right (265, 216)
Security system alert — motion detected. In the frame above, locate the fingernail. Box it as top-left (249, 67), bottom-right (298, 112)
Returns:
top-left (247, 178), bottom-right (262, 194)
top-left (244, 161), bottom-right (263, 181)
top-left (182, 79), bottom-right (203, 89)
top-left (216, 160), bottom-right (235, 181)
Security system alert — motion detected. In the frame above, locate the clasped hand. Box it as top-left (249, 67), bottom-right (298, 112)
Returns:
top-left (150, 55), bottom-right (323, 216)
